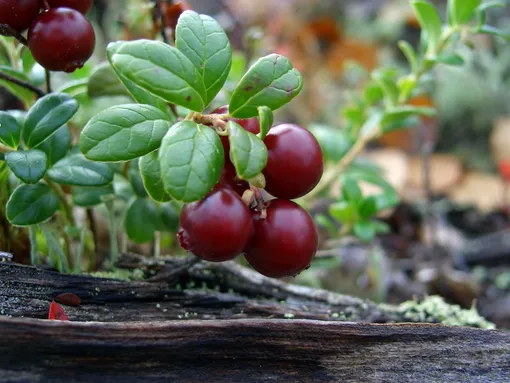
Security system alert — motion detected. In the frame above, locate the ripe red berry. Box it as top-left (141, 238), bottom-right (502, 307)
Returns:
top-left (244, 199), bottom-right (318, 278)
top-left (28, 8), bottom-right (95, 72)
top-left (0, 0), bottom-right (41, 31)
top-left (263, 124), bottom-right (323, 199)
top-left (46, 0), bottom-right (93, 14)
top-left (218, 161), bottom-right (250, 196)
top-left (178, 187), bottom-right (254, 262)
top-left (211, 105), bottom-right (260, 161)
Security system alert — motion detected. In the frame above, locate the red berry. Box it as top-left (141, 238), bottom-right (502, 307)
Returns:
top-left (0, 0), bottom-right (41, 31)
top-left (218, 161), bottom-right (250, 196)
top-left (211, 105), bottom-right (260, 161)
top-left (178, 188), bottom-right (254, 262)
top-left (244, 199), bottom-right (318, 278)
top-left (263, 124), bottom-right (323, 199)
top-left (28, 8), bottom-right (95, 72)
top-left (46, 0), bottom-right (93, 14)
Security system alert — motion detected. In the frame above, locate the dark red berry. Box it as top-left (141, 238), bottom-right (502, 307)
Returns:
top-left (211, 105), bottom-right (260, 161)
top-left (28, 8), bottom-right (95, 72)
top-left (218, 161), bottom-right (250, 196)
top-left (244, 199), bottom-right (318, 278)
top-left (178, 188), bottom-right (254, 262)
top-left (54, 292), bottom-right (81, 306)
top-left (46, 0), bottom-right (93, 14)
top-left (263, 124), bottom-right (323, 199)
top-left (0, 0), bottom-right (41, 31)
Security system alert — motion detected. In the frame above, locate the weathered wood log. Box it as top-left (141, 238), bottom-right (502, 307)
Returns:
top-left (0, 317), bottom-right (509, 382)
top-left (1, 261), bottom-right (508, 382)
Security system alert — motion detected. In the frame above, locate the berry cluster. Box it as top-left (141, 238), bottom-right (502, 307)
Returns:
top-left (178, 106), bottom-right (324, 278)
top-left (0, 0), bottom-right (95, 72)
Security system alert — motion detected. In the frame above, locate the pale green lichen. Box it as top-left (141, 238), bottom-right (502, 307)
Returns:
top-left (397, 296), bottom-right (495, 329)
top-left (88, 268), bottom-right (145, 281)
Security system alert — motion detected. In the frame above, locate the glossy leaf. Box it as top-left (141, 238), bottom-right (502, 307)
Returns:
top-left (139, 150), bottom-right (171, 202)
top-left (0, 111), bottom-right (21, 148)
top-left (449, 0), bottom-right (481, 25)
top-left (341, 178), bottom-right (363, 206)
top-left (80, 104), bottom-right (172, 162)
top-left (398, 40), bottom-right (419, 74)
top-left (56, 79), bottom-right (88, 99)
top-left (88, 62), bottom-right (129, 98)
top-left (176, 10), bottom-right (232, 106)
top-left (124, 197), bottom-right (158, 243)
top-left (411, 0), bottom-right (444, 54)
top-left (257, 106), bottom-right (273, 140)
top-left (72, 185), bottom-right (115, 207)
top-left (0, 65), bottom-right (35, 106)
top-left (159, 120), bottom-right (224, 202)
top-left (359, 196), bottom-right (378, 219)
top-left (128, 166), bottom-right (148, 198)
top-left (47, 154), bottom-right (114, 186)
top-left (23, 93), bottom-right (79, 148)
top-left (107, 40), bottom-right (206, 111)
top-left (229, 54), bottom-right (303, 118)
top-left (6, 183), bottom-right (58, 226)
top-left (434, 52), bottom-right (464, 66)
top-left (5, 149), bottom-right (47, 184)
top-left (34, 125), bottom-right (72, 167)
top-left (228, 121), bottom-right (267, 179)
top-left (329, 201), bottom-right (357, 225)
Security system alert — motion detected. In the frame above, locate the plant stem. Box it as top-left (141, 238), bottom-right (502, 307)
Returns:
top-left (86, 208), bottom-right (98, 253)
top-left (74, 228), bottom-right (86, 274)
top-left (153, 231), bottom-right (161, 258)
top-left (0, 24), bottom-right (28, 46)
top-left (44, 178), bottom-right (75, 227)
top-left (45, 70), bottom-right (52, 93)
top-left (28, 226), bottom-right (38, 266)
top-left (104, 198), bottom-right (119, 267)
top-left (0, 69), bottom-right (46, 97)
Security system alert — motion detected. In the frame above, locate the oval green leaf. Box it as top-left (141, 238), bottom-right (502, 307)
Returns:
top-left (176, 10), bottom-right (232, 106)
top-left (0, 111), bottom-right (21, 148)
top-left (80, 104), bottom-right (173, 162)
top-left (5, 149), bottom-right (47, 184)
top-left (159, 120), bottom-right (224, 202)
top-left (88, 62), bottom-right (130, 98)
top-left (128, 166), bottom-right (148, 198)
top-left (139, 150), bottom-right (171, 202)
top-left (449, 0), bottom-right (481, 25)
top-left (411, 0), bottom-right (443, 55)
top-left (107, 40), bottom-right (206, 112)
top-left (47, 154), bottom-right (114, 186)
top-left (228, 54), bottom-right (303, 118)
top-left (257, 106), bottom-right (273, 140)
top-left (23, 93), bottom-right (79, 148)
top-left (124, 197), bottom-right (158, 243)
top-left (228, 121), bottom-right (267, 179)
top-left (72, 185), bottom-right (115, 207)
top-left (34, 125), bottom-right (72, 167)
top-left (6, 183), bottom-right (58, 226)
top-left (309, 124), bottom-right (353, 163)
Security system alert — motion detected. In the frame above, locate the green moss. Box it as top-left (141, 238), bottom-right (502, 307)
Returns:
top-left (88, 268), bottom-right (145, 281)
top-left (397, 296), bottom-right (495, 329)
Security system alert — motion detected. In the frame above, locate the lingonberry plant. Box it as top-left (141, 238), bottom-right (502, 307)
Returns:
top-left (0, 1), bottom-right (508, 278)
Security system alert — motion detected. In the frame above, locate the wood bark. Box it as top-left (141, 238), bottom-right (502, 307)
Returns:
top-left (1, 261), bottom-right (509, 382)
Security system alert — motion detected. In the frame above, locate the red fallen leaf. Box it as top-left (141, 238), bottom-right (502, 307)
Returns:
top-left (498, 161), bottom-right (510, 182)
top-left (48, 301), bottom-right (69, 321)
top-left (54, 293), bottom-right (81, 307)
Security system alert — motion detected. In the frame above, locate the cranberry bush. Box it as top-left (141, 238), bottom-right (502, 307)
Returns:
top-left (0, 1), bottom-right (509, 277)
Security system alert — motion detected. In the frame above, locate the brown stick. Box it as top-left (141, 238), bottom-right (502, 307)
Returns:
top-left (0, 70), bottom-right (46, 98)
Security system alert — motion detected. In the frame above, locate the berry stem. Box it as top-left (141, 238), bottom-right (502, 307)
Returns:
top-left (0, 69), bottom-right (46, 97)
top-left (45, 69), bottom-right (52, 93)
top-left (0, 24), bottom-right (28, 46)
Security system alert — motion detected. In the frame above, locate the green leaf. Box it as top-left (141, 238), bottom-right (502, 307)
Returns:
top-left (21, 49), bottom-right (36, 74)
top-left (398, 40), bottom-right (419, 74)
top-left (0, 66), bottom-right (35, 106)
top-left (5, 149), bottom-right (47, 184)
top-left (229, 54), bottom-right (303, 118)
top-left (88, 62), bottom-right (130, 98)
top-left (80, 104), bottom-right (173, 162)
top-left (359, 196), bottom-right (378, 219)
top-left (372, 71), bottom-right (399, 106)
top-left (382, 105), bottom-right (436, 128)
top-left (476, 2), bottom-right (505, 27)
top-left (39, 224), bottom-right (69, 273)
top-left (139, 150), bottom-right (171, 202)
top-left (47, 154), bottom-right (114, 186)
top-left (56, 79), bottom-right (88, 99)
top-left (107, 40), bottom-right (206, 111)
top-left (6, 183), bottom-right (58, 226)
top-left (128, 166), bottom-right (148, 198)
top-left (6, 110), bottom-right (26, 128)
top-left (23, 93), bottom-right (79, 148)
top-left (363, 83), bottom-right (384, 105)
top-left (353, 221), bottom-right (376, 243)
top-left (341, 178), bottom-right (363, 206)
top-left (329, 201), bottom-right (356, 225)
top-left (449, 0), bottom-right (481, 25)
top-left (309, 125), bottom-right (353, 163)
top-left (360, 112), bottom-right (383, 138)
top-left (257, 106), bottom-right (273, 140)
top-left (72, 185), bottom-right (115, 207)
top-left (176, 10), bottom-right (232, 106)
top-left (228, 121), bottom-right (268, 179)
top-left (477, 25), bottom-right (510, 41)
top-left (411, 0), bottom-right (444, 54)
top-left (124, 197), bottom-right (158, 243)
top-left (34, 125), bottom-right (72, 167)
top-left (158, 202), bottom-right (180, 232)
top-left (397, 75), bottom-right (417, 102)
top-left (433, 52), bottom-right (465, 66)
top-left (0, 111), bottom-right (21, 148)
top-left (159, 120), bottom-right (224, 202)
top-left (373, 220), bottom-right (391, 234)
